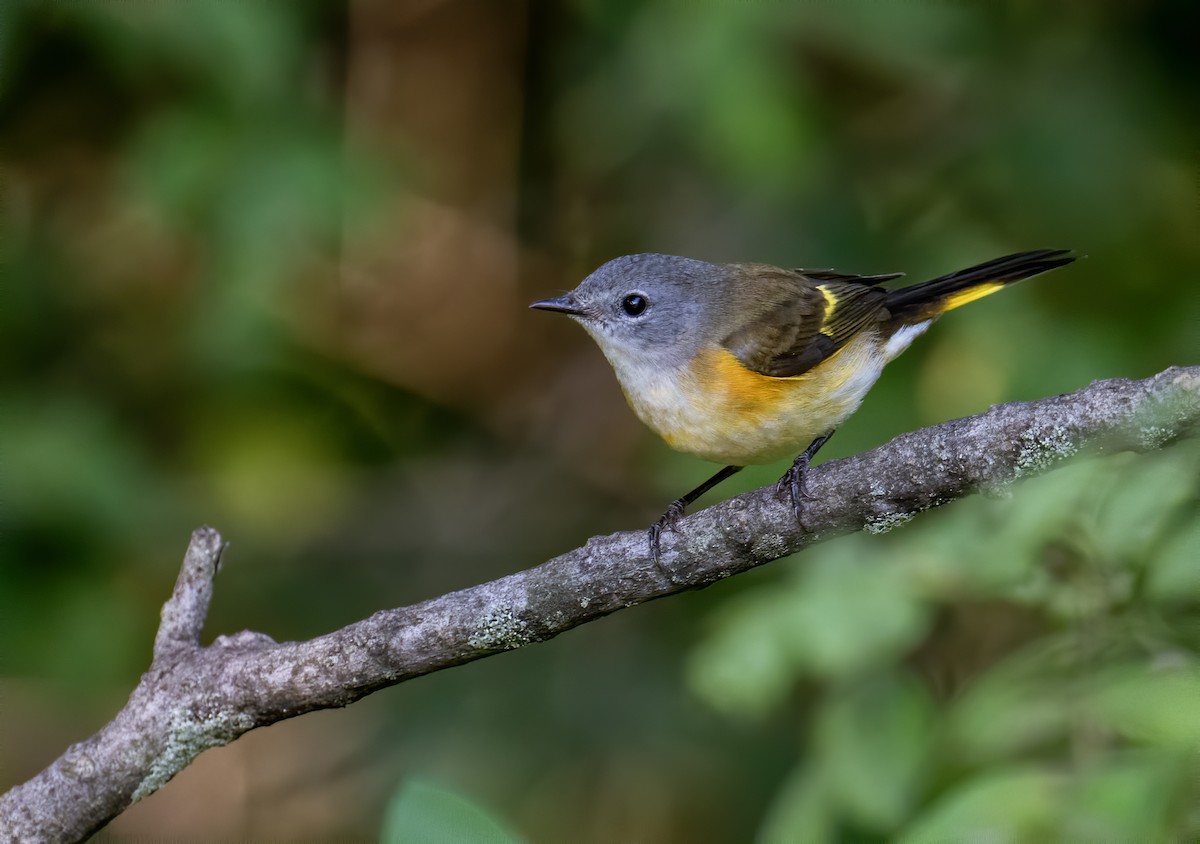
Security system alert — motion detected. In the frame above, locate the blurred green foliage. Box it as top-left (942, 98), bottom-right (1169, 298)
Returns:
top-left (691, 442), bottom-right (1200, 838)
top-left (382, 778), bottom-right (524, 844)
top-left (2, 0), bottom-right (1198, 840)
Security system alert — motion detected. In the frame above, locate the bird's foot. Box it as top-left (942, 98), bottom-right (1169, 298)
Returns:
top-left (649, 498), bottom-right (687, 582)
top-left (777, 432), bottom-right (832, 528)
top-left (777, 453), bottom-right (815, 525)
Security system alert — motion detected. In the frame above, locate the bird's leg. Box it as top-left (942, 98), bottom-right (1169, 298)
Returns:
top-left (777, 431), bottom-right (834, 523)
top-left (650, 465), bottom-right (743, 573)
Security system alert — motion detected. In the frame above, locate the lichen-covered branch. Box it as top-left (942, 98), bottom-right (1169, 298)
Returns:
top-left (2, 366), bottom-right (1198, 841)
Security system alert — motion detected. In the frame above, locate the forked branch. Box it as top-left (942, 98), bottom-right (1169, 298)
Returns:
top-left (2, 366), bottom-right (1198, 842)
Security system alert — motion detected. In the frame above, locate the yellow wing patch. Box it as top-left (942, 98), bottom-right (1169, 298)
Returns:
top-left (814, 282), bottom-right (887, 346)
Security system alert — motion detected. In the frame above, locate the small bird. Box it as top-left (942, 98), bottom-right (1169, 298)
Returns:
top-left (532, 249), bottom-right (1076, 565)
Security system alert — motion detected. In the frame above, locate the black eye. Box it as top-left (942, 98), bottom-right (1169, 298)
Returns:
top-left (621, 293), bottom-right (648, 316)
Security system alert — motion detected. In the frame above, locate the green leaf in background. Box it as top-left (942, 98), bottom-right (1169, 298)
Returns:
top-left (818, 671), bottom-right (934, 830)
top-left (785, 545), bottom-right (931, 677)
top-left (1091, 450), bottom-right (1199, 567)
top-left (901, 767), bottom-right (1061, 842)
top-left (944, 640), bottom-right (1077, 765)
top-left (755, 763), bottom-right (833, 844)
top-left (903, 754), bottom-right (1187, 841)
top-left (1092, 665), bottom-right (1200, 747)
top-left (382, 779), bottom-right (525, 844)
top-left (688, 537), bottom-right (931, 717)
top-left (685, 589), bottom-right (800, 718)
top-left (1145, 517), bottom-right (1200, 604)
top-left (1061, 753), bottom-right (1185, 842)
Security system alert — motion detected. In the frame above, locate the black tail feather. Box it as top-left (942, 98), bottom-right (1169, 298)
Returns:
top-left (885, 249), bottom-right (1076, 315)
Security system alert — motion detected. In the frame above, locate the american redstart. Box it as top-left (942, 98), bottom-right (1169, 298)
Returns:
top-left (532, 249), bottom-right (1076, 564)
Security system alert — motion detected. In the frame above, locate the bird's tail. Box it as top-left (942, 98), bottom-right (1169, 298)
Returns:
top-left (885, 249), bottom-right (1076, 320)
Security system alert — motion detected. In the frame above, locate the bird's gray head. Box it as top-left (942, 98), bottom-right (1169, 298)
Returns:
top-left (530, 254), bottom-right (728, 372)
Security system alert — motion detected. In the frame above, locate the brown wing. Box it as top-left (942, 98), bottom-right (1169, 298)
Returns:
top-left (722, 271), bottom-right (891, 378)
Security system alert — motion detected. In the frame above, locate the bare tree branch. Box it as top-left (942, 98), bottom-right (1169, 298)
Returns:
top-left (153, 527), bottom-right (224, 659)
top-left (3, 366), bottom-right (1198, 841)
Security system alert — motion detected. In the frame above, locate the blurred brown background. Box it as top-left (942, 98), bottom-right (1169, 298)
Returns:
top-left (3, 0), bottom-right (1199, 840)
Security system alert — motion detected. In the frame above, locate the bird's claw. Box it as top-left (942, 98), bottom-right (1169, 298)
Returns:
top-left (649, 499), bottom-right (687, 580)
top-left (777, 456), bottom-right (814, 523)
top-left (777, 433), bottom-right (832, 528)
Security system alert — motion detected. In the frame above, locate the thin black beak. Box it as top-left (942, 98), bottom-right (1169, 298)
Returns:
top-left (530, 295), bottom-right (586, 316)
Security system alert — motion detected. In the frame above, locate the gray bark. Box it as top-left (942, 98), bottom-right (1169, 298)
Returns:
top-left (2, 366), bottom-right (1198, 842)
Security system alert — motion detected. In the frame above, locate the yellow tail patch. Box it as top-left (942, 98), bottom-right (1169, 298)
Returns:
top-left (939, 281), bottom-right (1005, 313)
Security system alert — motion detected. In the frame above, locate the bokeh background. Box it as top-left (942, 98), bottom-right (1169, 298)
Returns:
top-left (3, 0), bottom-right (1199, 839)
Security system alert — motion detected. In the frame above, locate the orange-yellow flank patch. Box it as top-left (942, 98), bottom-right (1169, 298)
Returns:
top-left (648, 339), bottom-right (884, 465)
